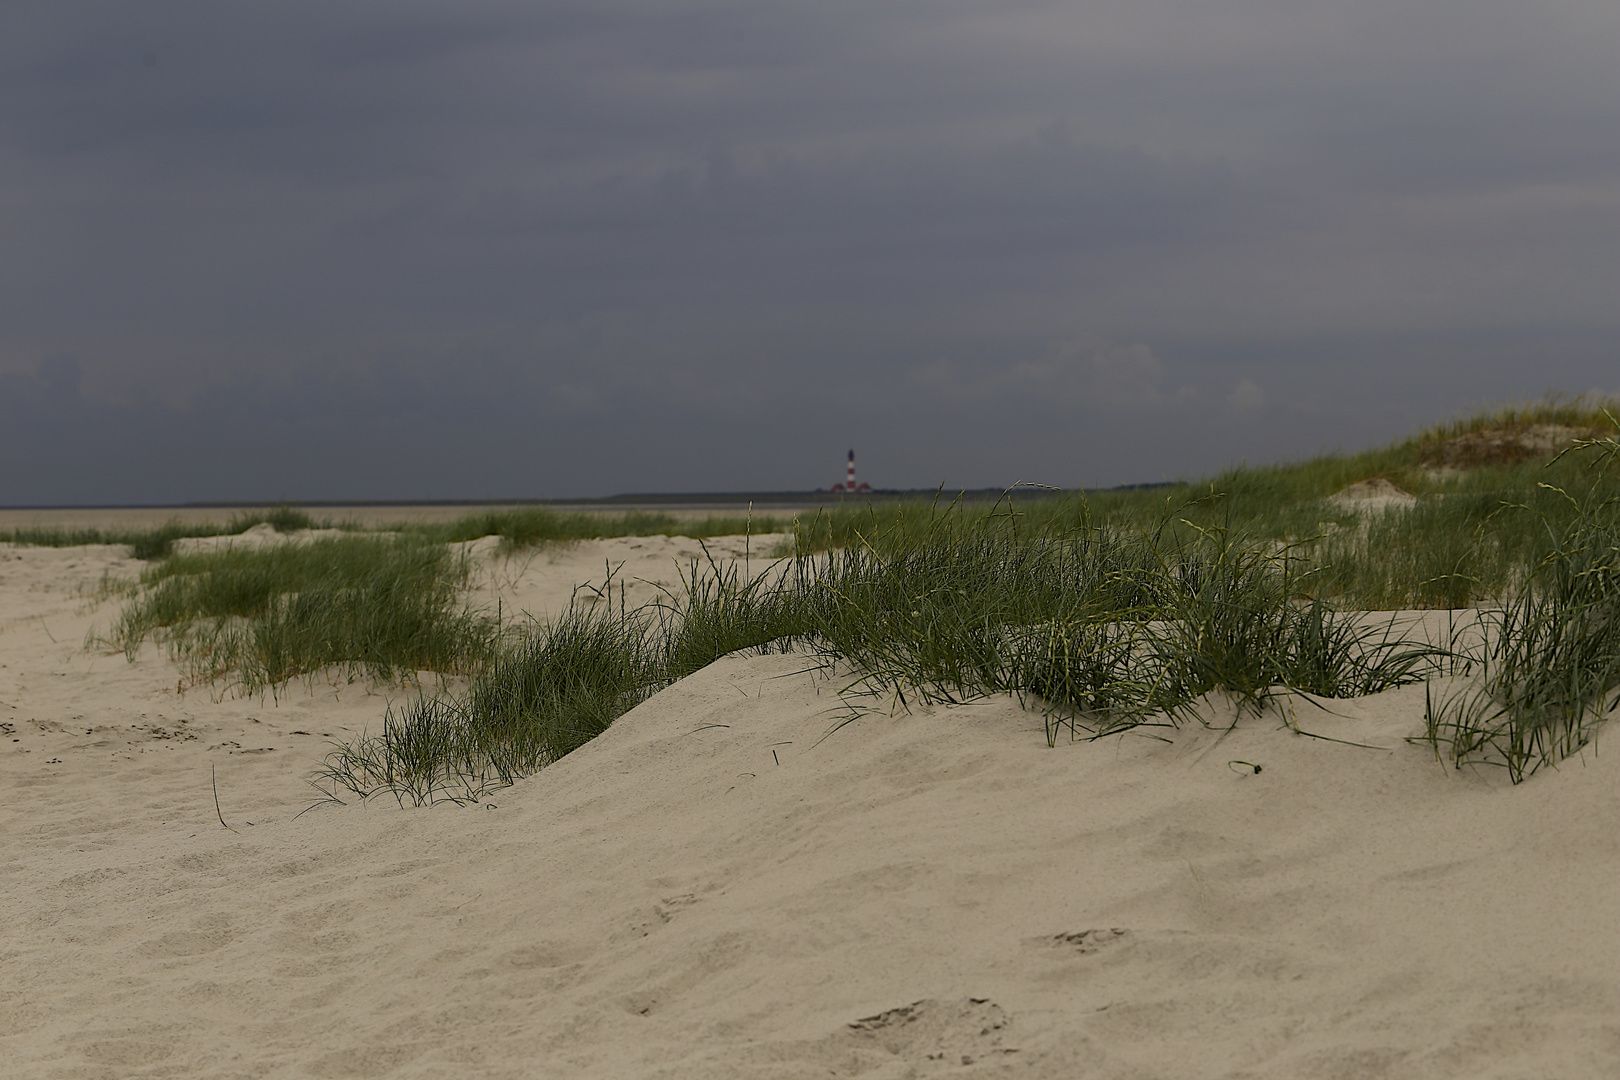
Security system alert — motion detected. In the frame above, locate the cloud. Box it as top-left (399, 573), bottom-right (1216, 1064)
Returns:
top-left (902, 338), bottom-right (1185, 411)
top-left (1227, 378), bottom-right (1265, 411)
top-left (1008, 341), bottom-right (1174, 408)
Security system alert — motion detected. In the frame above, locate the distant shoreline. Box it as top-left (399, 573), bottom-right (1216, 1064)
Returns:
top-left (0, 482), bottom-right (1177, 514)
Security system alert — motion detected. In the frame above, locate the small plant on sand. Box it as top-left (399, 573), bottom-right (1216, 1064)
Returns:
top-left (1424, 426), bottom-right (1620, 780)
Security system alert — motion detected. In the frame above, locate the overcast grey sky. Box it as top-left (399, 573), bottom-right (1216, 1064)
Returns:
top-left (3, 1), bottom-right (1617, 504)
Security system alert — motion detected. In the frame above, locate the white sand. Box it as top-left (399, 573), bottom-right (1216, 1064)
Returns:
top-left (3, 536), bottom-right (1617, 1078)
top-left (1327, 478), bottom-right (1419, 513)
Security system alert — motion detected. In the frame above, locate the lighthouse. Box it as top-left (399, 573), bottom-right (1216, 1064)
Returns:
top-left (831, 449), bottom-right (871, 493)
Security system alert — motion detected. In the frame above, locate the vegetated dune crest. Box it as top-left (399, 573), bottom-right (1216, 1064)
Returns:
top-left (3, 536), bottom-right (1618, 1079)
top-left (1420, 421), bottom-right (1605, 470)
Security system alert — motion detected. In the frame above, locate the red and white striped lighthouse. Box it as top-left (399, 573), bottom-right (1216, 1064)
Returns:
top-left (831, 449), bottom-right (871, 493)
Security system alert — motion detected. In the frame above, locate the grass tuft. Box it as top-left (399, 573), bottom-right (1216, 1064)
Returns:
top-left (106, 536), bottom-right (495, 696)
top-left (798, 501), bottom-right (1437, 742)
top-left (1423, 427), bottom-right (1620, 779)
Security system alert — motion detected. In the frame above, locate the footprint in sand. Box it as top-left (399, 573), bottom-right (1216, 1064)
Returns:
top-left (1039, 927), bottom-right (1133, 955)
top-left (845, 997), bottom-right (1018, 1066)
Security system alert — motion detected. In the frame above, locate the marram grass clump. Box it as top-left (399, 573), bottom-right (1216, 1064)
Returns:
top-left (106, 535), bottom-right (496, 696)
top-left (312, 551), bottom-right (808, 804)
top-left (1423, 430), bottom-right (1620, 780)
top-left (0, 505), bottom-right (340, 560)
top-left (798, 504), bottom-right (1438, 743)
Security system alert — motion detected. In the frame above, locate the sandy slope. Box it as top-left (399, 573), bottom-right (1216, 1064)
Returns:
top-left (3, 536), bottom-right (1618, 1079)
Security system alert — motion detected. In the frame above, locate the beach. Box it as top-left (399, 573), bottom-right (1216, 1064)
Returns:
top-left (4, 530), bottom-right (1618, 1079)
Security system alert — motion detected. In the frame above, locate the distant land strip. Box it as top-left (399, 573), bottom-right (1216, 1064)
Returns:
top-left (0, 483), bottom-right (1177, 513)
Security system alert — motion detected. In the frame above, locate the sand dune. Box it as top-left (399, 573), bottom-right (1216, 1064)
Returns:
top-left (3, 536), bottom-right (1617, 1078)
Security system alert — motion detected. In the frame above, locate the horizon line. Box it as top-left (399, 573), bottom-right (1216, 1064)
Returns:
top-left (0, 482), bottom-right (1180, 512)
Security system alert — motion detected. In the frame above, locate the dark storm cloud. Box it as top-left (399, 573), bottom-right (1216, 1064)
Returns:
top-left (2, 1), bottom-right (1618, 503)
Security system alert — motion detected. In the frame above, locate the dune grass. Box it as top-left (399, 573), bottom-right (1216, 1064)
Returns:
top-left (313, 553), bottom-right (808, 804)
top-left (11, 393), bottom-right (1614, 568)
top-left (312, 504), bottom-right (1441, 805)
top-left (4, 503), bottom-right (782, 560)
top-left (1304, 469), bottom-right (1604, 609)
top-left (1422, 430), bottom-right (1620, 780)
top-left (794, 504), bottom-right (1438, 742)
top-left (68, 397), bottom-right (1619, 797)
top-left (317, 600), bottom-right (659, 805)
top-left (2, 505), bottom-right (336, 559)
top-left (107, 535), bottom-right (496, 696)
top-left (311, 411), bottom-right (1620, 803)
top-left (790, 414), bottom-right (1620, 612)
top-left (403, 506), bottom-right (786, 549)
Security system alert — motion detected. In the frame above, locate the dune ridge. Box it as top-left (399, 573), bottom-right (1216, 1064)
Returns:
top-left (3, 536), bottom-right (1618, 1078)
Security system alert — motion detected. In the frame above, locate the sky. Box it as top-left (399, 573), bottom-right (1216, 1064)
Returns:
top-left (3, 1), bottom-right (1618, 504)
